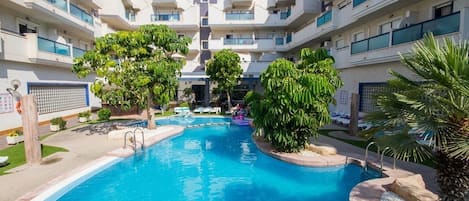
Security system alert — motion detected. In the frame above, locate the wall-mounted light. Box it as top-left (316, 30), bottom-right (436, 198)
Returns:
top-left (6, 79), bottom-right (21, 101)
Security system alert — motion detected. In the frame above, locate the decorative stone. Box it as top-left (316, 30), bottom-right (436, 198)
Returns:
top-left (390, 174), bottom-right (439, 201)
top-left (306, 143), bottom-right (337, 156)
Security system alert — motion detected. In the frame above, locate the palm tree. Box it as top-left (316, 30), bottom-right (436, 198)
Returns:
top-left (363, 34), bottom-right (469, 201)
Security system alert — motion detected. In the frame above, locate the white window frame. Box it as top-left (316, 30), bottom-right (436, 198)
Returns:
top-left (200, 0), bottom-right (208, 3)
top-left (378, 18), bottom-right (402, 34)
top-left (352, 31), bottom-right (365, 42)
top-left (335, 38), bottom-right (346, 50)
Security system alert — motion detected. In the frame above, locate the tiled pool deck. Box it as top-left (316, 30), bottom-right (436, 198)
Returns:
top-left (0, 121), bottom-right (437, 201)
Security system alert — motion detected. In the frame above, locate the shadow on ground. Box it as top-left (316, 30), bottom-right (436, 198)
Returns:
top-left (71, 120), bottom-right (136, 135)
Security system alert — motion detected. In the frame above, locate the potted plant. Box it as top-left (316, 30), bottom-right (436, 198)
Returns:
top-left (50, 117), bottom-right (67, 131)
top-left (6, 130), bottom-right (24, 145)
top-left (78, 111), bottom-right (91, 123)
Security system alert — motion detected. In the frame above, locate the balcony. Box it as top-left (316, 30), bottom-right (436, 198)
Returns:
top-left (351, 32), bottom-right (389, 54)
top-left (231, 0), bottom-right (253, 7)
top-left (45, 0), bottom-right (93, 25)
top-left (392, 12), bottom-right (460, 46)
top-left (224, 38), bottom-right (254, 45)
top-left (347, 12), bottom-right (460, 67)
top-left (225, 12), bottom-right (254, 20)
top-left (38, 37), bottom-right (71, 56)
top-left (73, 47), bottom-right (86, 58)
top-left (280, 8), bottom-right (291, 20)
top-left (70, 4), bottom-right (93, 25)
top-left (353, 0), bottom-right (366, 7)
top-left (26, 33), bottom-right (82, 67)
top-left (316, 10), bottom-right (332, 27)
top-left (152, 0), bottom-right (178, 8)
top-left (350, 12), bottom-right (460, 55)
top-left (151, 13), bottom-right (181, 21)
top-left (210, 37), bottom-right (290, 52)
top-left (24, 0), bottom-right (94, 36)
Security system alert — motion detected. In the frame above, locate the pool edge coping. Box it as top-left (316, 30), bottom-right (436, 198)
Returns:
top-left (252, 135), bottom-right (423, 201)
top-left (17, 125), bottom-right (185, 201)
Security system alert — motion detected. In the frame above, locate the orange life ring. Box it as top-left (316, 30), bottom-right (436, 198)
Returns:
top-left (15, 101), bottom-right (22, 114)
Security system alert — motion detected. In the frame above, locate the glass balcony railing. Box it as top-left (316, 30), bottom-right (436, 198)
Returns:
top-left (225, 13), bottom-right (254, 20)
top-left (392, 12), bottom-right (460, 46)
top-left (70, 4), bottom-right (93, 25)
top-left (47, 0), bottom-right (68, 11)
top-left (73, 47), bottom-right (86, 58)
top-left (350, 12), bottom-right (460, 55)
top-left (350, 39), bottom-right (368, 54)
top-left (353, 0), bottom-right (367, 7)
top-left (224, 38), bottom-right (254, 45)
top-left (317, 10), bottom-right (332, 27)
top-left (351, 32), bottom-right (390, 54)
top-left (38, 37), bottom-right (70, 56)
top-left (280, 8), bottom-right (291, 20)
top-left (275, 37), bottom-right (284, 46)
top-left (151, 14), bottom-right (180, 21)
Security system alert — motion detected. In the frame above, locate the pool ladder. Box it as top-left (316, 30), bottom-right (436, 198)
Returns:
top-left (364, 142), bottom-right (380, 171)
top-left (379, 147), bottom-right (397, 176)
top-left (123, 127), bottom-right (145, 152)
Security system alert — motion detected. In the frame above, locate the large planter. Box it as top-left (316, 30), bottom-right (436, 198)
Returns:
top-left (6, 135), bottom-right (24, 145)
top-left (50, 124), bottom-right (60, 132)
top-left (79, 117), bottom-right (89, 123)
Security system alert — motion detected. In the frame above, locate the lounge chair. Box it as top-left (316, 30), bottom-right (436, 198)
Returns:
top-left (174, 107), bottom-right (190, 114)
top-left (0, 156), bottom-right (9, 167)
top-left (193, 107), bottom-right (203, 113)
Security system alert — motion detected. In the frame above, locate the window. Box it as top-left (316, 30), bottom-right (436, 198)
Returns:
top-left (201, 17), bottom-right (208, 26)
top-left (335, 38), bottom-right (345, 49)
top-left (378, 18), bottom-right (402, 34)
top-left (202, 40), bottom-right (208, 49)
top-left (339, 90), bottom-right (348, 105)
top-left (18, 19), bottom-right (38, 34)
top-left (353, 32), bottom-right (365, 42)
top-left (434, 2), bottom-right (453, 18)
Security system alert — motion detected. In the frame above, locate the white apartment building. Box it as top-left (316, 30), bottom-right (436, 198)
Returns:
top-left (0, 0), bottom-right (468, 132)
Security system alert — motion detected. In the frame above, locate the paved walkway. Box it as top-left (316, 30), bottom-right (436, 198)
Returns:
top-left (0, 120), bottom-right (131, 201)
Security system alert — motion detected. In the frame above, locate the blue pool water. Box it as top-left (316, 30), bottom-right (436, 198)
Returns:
top-left (58, 117), bottom-right (379, 201)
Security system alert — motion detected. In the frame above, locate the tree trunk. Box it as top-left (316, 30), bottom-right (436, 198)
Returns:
top-left (227, 91), bottom-right (232, 112)
top-left (436, 150), bottom-right (469, 201)
top-left (146, 93), bottom-right (156, 129)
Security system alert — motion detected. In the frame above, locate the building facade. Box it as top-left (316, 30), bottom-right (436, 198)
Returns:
top-left (1, 0), bottom-right (468, 132)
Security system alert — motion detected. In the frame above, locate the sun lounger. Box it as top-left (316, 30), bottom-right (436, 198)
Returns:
top-left (193, 107), bottom-right (203, 113)
top-left (0, 156), bottom-right (9, 167)
top-left (174, 107), bottom-right (190, 114)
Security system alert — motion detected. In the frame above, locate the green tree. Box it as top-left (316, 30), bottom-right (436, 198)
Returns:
top-left (364, 34), bottom-right (469, 200)
top-left (205, 49), bottom-right (243, 110)
top-left (246, 48), bottom-right (343, 152)
top-left (73, 25), bottom-right (190, 129)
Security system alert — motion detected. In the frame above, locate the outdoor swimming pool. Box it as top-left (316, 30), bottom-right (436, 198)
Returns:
top-left (57, 117), bottom-right (379, 201)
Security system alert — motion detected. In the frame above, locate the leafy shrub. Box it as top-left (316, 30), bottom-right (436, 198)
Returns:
top-left (78, 111), bottom-right (91, 118)
top-left (50, 117), bottom-right (67, 130)
top-left (179, 102), bottom-right (190, 107)
top-left (97, 108), bottom-right (111, 121)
